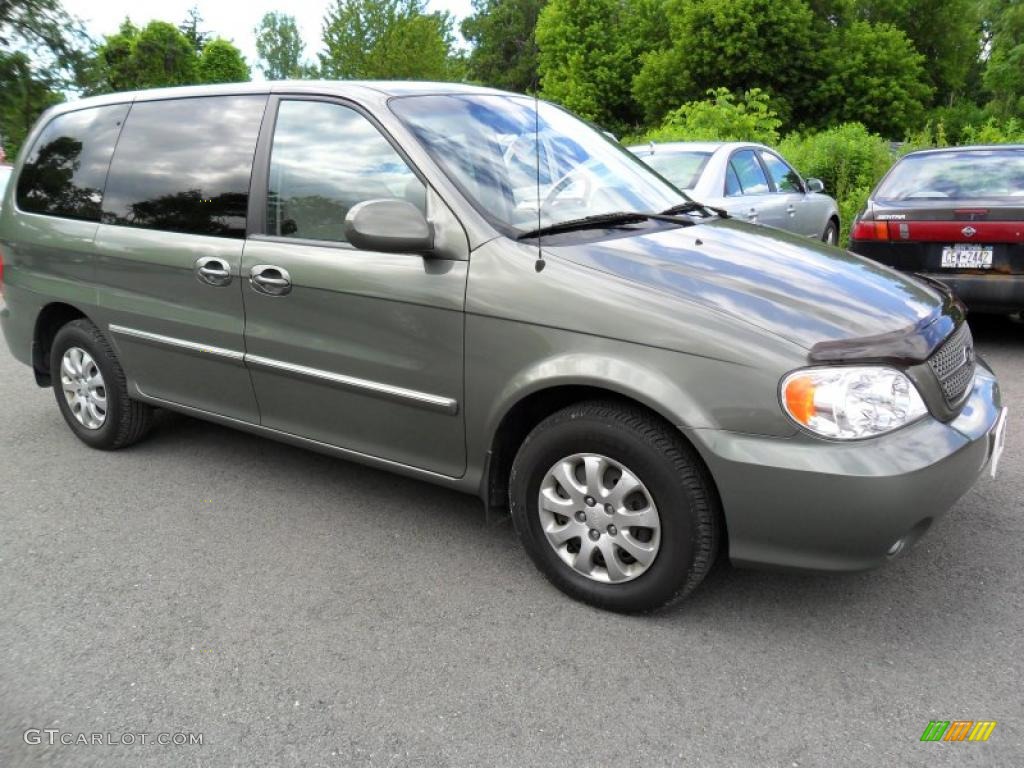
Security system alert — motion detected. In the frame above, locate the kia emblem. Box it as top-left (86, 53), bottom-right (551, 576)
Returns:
top-left (961, 226), bottom-right (977, 237)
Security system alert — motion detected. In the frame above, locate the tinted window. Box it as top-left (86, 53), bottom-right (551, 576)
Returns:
top-left (641, 151), bottom-right (712, 190)
top-left (102, 96), bottom-right (266, 238)
top-left (761, 151), bottom-right (802, 193)
top-left (728, 150), bottom-right (770, 196)
top-left (267, 100), bottom-right (425, 243)
top-left (16, 104), bottom-right (129, 221)
top-left (874, 149), bottom-right (1024, 200)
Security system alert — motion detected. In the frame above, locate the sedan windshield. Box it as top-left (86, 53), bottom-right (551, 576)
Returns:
top-left (875, 148), bottom-right (1024, 201)
top-left (389, 94), bottom-right (688, 235)
top-left (635, 151), bottom-right (712, 190)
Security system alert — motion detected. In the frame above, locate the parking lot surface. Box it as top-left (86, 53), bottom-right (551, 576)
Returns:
top-left (1, 314), bottom-right (1021, 767)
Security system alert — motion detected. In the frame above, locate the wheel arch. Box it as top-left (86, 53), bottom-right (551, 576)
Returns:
top-left (32, 301), bottom-right (89, 386)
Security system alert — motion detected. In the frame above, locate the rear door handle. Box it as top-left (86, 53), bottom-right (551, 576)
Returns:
top-left (747, 208), bottom-right (758, 221)
top-left (786, 205), bottom-right (796, 217)
top-left (195, 256), bottom-right (232, 287)
top-left (249, 264), bottom-right (292, 296)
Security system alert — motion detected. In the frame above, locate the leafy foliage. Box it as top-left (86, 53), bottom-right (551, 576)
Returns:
top-left (811, 20), bottom-right (932, 137)
top-left (255, 12), bottom-right (316, 80)
top-left (196, 38), bottom-right (250, 84)
top-left (633, 88), bottom-right (782, 145)
top-left (984, 0), bottom-right (1024, 118)
top-left (536, 0), bottom-right (662, 136)
top-left (319, 0), bottom-right (458, 80)
top-left (632, 0), bottom-right (819, 126)
top-left (461, 0), bottom-right (545, 93)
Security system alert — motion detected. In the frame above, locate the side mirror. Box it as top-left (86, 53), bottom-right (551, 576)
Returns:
top-left (806, 178), bottom-right (825, 194)
top-left (343, 199), bottom-right (433, 253)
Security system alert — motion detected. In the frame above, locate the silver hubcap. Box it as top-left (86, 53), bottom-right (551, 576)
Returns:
top-left (538, 453), bottom-right (661, 583)
top-left (60, 347), bottom-right (107, 430)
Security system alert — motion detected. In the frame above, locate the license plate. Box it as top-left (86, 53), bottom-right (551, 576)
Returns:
top-left (941, 244), bottom-right (993, 269)
top-left (990, 407), bottom-right (1008, 479)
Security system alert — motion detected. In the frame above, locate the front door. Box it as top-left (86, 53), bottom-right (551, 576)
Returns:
top-left (760, 150), bottom-right (813, 236)
top-left (724, 148), bottom-right (784, 229)
top-left (240, 97), bottom-right (468, 477)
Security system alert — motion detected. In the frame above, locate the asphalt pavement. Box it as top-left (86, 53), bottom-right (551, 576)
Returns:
top-left (1, 314), bottom-right (1022, 767)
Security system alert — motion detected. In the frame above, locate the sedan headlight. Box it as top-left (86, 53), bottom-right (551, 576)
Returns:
top-left (781, 366), bottom-right (928, 439)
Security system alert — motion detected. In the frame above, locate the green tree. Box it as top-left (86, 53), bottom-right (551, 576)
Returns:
top-left (536, 0), bottom-right (662, 135)
top-left (319, 0), bottom-right (456, 80)
top-left (179, 6), bottom-right (211, 54)
top-left (633, 0), bottom-right (820, 126)
top-left (635, 88), bottom-right (783, 145)
top-left (812, 20), bottom-right (932, 137)
top-left (0, 50), bottom-right (64, 157)
top-left (984, 0), bottom-right (1024, 117)
top-left (255, 12), bottom-right (315, 79)
top-left (854, 0), bottom-right (983, 107)
top-left (196, 38), bottom-right (250, 84)
top-left (461, 0), bottom-right (545, 92)
top-left (90, 20), bottom-right (197, 93)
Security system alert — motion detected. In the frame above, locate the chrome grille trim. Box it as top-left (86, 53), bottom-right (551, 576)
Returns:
top-left (928, 323), bottom-right (975, 405)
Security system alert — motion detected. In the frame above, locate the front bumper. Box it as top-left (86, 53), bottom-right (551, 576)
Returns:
top-left (687, 365), bottom-right (1004, 571)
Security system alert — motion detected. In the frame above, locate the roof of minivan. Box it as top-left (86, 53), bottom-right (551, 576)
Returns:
top-left (43, 80), bottom-right (515, 118)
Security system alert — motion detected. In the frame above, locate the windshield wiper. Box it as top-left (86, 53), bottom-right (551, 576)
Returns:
top-left (517, 209), bottom-right (705, 240)
top-left (661, 201), bottom-right (730, 219)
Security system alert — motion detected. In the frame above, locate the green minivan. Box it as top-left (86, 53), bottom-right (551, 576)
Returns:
top-left (0, 81), bottom-right (1008, 611)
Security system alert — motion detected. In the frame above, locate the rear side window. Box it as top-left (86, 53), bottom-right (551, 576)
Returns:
top-left (16, 104), bottom-right (129, 221)
top-left (727, 150), bottom-right (770, 196)
top-left (642, 151), bottom-right (711, 190)
top-left (102, 95), bottom-right (267, 238)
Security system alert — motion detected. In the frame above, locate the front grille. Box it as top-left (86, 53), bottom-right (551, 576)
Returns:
top-left (928, 323), bottom-right (975, 405)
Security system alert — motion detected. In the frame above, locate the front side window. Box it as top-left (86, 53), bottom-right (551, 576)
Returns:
top-left (102, 95), bottom-right (267, 238)
top-left (267, 100), bottom-right (425, 244)
top-left (16, 104), bottom-right (129, 221)
top-left (727, 150), bottom-right (770, 196)
top-left (389, 95), bottom-right (686, 235)
top-left (760, 151), bottom-right (802, 193)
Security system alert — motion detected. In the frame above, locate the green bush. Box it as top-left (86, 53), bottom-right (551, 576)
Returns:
top-left (630, 87), bottom-right (782, 145)
top-left (777, 123), bottom-right (894, 244)
top-left (960, 117), bottom-right (1024, 144)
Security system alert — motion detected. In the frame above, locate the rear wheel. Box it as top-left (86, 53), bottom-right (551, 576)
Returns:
top-left (822, 219), bottom-right (840, 246)
top-left (510, 401), bottom-right (720, 612)
top-left (50, 319), bottom-right (153, 450)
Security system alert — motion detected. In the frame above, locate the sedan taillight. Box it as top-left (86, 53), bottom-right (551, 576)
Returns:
top-left (850, 220), bottom-right (890, 241)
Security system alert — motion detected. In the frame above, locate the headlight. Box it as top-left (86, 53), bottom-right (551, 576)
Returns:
top-left (780, 366), bottom-right (927, 439)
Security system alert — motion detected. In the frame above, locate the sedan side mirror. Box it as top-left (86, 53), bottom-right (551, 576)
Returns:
top-left (806, 178), bottom-right (825, 194)
top-left (343, 199), bottom-right (434, 253)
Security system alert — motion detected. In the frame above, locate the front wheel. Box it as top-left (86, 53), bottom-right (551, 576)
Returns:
top-left (50, 319), bottom-right (153, 450)
top-left (510, 401), bottom-right (720, 612)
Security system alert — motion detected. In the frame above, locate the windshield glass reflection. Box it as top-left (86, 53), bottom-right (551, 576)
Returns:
top-left (390, 95), bottom-right (686, 235)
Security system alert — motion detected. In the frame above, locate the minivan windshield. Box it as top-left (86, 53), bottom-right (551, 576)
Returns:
top-left (875, 148), bottom-right (1024, 201)
top-left (389, 94), bottom-right (688, 235)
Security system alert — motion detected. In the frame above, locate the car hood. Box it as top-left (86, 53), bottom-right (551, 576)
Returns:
top-left (545, 218), bottom-right (960, 361)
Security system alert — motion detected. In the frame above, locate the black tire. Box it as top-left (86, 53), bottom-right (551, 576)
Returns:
top-left (50, 318), bottom-right (153, 450)
top-left (822, 219), bottom-right (840, 246)
top-left (509, 400), bottom-right (720, 612)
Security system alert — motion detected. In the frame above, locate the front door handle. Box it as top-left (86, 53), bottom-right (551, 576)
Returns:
top-left (249, 264), bottom-right (292, 296)
top-left (747, 208), bottom-right (758, 221)
top-left (786, 205), bottom-right (797, 217)
top-left (195, 256), bottom-right (232, 287)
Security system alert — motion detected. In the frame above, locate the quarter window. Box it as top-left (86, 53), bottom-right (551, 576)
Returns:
top-left (266, 100), bottom-right (425, 244)
top-left (102, 95), bottom-right (267, 238)
top-left (760, 152), bottom-right (803, 193)
top-left (16, 104), bottom-right (129, 221)
top-left (727, 150), bottom-right (770, 196)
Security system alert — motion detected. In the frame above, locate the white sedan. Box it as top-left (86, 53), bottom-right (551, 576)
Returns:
top-left (629, 141), bottom-right (841, 244)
